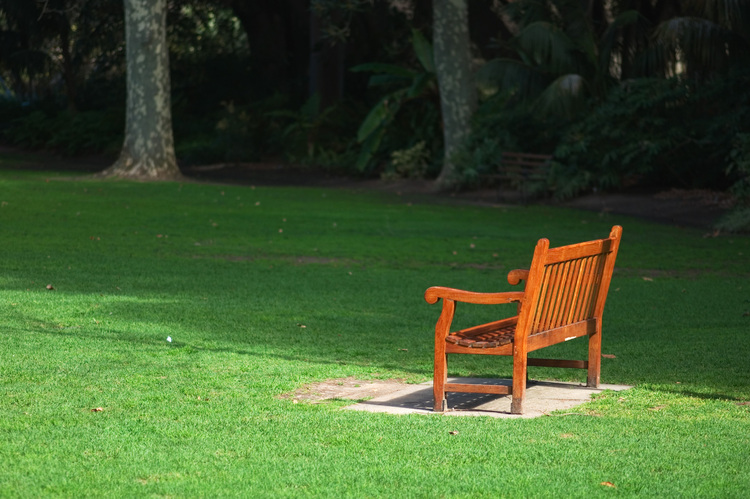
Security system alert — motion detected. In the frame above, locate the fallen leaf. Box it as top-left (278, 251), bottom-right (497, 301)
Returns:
top-left (702, 229), bottom-right (721, 238)
top-left (736, 401), bottom-right (750, 406)
top-left (649, 405), bottom-right (667, 411)
top-left (398, 348), bottom-right (408, 352)
top-left (449, 431), bottom-right (458, 435)
top-left (602, 354), bottom-right (616, 359)
top-left (642, 277), bottom-right (653, 281)
top-left (46, 284), bottom-right (55, 291)
top-left (297, 323), bottom-right (307, 328)
top-left (91, 407), bottom-right (103, 412)
top-left (600, 482), bottom-right (616, 488)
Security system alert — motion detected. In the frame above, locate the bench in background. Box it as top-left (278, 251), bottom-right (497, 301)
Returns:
top-left (485, 151), bottom-right (553, 202)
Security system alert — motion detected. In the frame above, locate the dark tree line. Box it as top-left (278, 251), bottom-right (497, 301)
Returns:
top-left (1, 0), bottom-right (749, 223)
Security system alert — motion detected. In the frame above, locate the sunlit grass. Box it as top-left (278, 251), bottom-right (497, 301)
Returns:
top-left (1, 166), bottom-right (749, 497)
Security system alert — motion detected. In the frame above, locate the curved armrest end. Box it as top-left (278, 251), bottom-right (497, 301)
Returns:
top-left (425, 286), bottom-right (449, 304)
top-left (507, 269), bottom-right (530, 286)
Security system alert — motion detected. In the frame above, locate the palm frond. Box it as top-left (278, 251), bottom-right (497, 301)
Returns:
top-left (515, 22), bottom-right (579, 74)
top-left (532, 74), bottom-right (589, 119)
top-left (652, 16), bottom-right (747, 76)
top-left (597, 10), bottom-right (647, 85)
top-left (501, 0), bottom-right (551, 30)
top-left (411, 29), bottom-right (435, 73)
top-left (683, 0), bottom-right (750, 36)
top-left (550, 0), bottom-right (597, 64)
top-left (476, 58), bottom-right (548, 101)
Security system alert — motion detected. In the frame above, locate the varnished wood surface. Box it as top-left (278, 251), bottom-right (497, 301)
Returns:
top-left (426, 225), bottom-right (622, 414)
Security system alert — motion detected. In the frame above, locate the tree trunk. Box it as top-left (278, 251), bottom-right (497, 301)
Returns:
top-left (433, 0), bottom-right (476, 188)
top-left (101, 0), bottom-right (180, 180)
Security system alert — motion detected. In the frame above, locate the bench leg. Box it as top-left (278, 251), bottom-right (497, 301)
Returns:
top-left (433, 299), bottom-right (454, 412)
top-left (587, 324), bottom-right (602, 388)
top-left (511, 354), bottom-right (527, 415)
top-left (433, 351), bottom-right (447, 412)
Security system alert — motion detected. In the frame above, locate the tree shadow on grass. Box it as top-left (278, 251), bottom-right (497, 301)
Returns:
top-left (12, 312), bottom-right (431, 379)
top-left (646, 385), bottom-right (748, 403)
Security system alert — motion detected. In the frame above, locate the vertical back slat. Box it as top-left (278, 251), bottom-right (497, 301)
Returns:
top-left (565, 257), bottom-right (586, 324)
top-left (575, 255), bottom-right (598, 321)
top-left (551, 260), bottom-right (572, 328)
top-left (527, 250), bottom-right (613, 334)
top-left (546, 261), bottom-right (568, 329)
top-left (517, 226), bottom-right (622, 339)
top-left (529, 267), bottom-right (547, 333)
top-left (533, 264), bottom-right (556, 333)
top-left (581, 256), bottom-right (598, 320)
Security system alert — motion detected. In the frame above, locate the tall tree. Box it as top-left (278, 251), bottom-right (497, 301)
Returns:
top-left (100, 0), bottom-right (180, 180)
top-left (433, 0), bottom-right (476, 188)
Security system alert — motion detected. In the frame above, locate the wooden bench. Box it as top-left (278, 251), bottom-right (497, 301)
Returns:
top-left (486, 151), bottom-right (553, 201)
top-left (425, 226), bottom-right (623, 414)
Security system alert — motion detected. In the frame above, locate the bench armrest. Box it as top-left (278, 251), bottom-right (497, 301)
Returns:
top-left (425, 287), bottom-right (524, 305)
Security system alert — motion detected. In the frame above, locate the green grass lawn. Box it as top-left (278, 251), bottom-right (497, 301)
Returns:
top-left (1, 163), bottom-right (749, 497)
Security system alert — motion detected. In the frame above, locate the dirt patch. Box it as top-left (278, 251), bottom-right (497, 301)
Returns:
top-left (279, 377), bottom-right (411, 403)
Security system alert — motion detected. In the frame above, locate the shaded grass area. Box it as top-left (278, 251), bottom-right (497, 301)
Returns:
top-left (1, 166), bottom-right (749, 496)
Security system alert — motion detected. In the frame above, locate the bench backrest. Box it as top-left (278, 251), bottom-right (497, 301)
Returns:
top-left (501, 152), bottom-right (552, 167)
top-left (519, 226), bottom-right (622, 336)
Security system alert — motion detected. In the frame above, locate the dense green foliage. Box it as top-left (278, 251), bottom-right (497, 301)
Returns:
top-left (718, 132), bottom-right (750, 231)
top-left (1, 0), bottom-right (749, 223)
top-left (552, 71), bottom-right (750, 197)
top-left (0, 160), bottom-right (749, 496)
